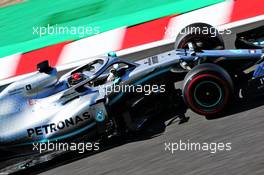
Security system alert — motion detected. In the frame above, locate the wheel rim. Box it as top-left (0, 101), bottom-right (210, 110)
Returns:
top-left (193, 81), bottom-right (223, 108)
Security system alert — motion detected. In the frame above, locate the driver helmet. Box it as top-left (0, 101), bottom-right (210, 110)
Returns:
top-left (70, 72), bottom-right (84, 85)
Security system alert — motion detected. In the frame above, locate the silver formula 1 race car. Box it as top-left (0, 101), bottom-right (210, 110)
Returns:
top-left (1, 47), bottom-right (264, 164)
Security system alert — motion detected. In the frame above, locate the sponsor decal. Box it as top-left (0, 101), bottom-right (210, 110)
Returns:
top-left (8, 87), bottom-right (24, 95)
top-left (27, 111), bottom-right (92, 137)
top-left (249, 49), bottom-right (257, 54)
top-left (25, 84), bottom-right (32, 91)
top-left (145, 56), bottom-right (159, 65)
top-left (230, 50), bottom-right (243, 54)
top-left (95, 110), bottom-right (105, 122)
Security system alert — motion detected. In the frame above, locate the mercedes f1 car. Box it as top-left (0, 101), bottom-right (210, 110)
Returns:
top-left (1, 46), bottom-right (264, 168)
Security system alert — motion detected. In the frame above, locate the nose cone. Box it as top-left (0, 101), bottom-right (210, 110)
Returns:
top-left (0, 117), bottom-right (38, 155)
top-left (0, 96), bottom-right (29, 146)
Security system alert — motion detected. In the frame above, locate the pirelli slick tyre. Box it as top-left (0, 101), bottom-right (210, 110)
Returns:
top-left (183, 63), bottom-right (233, 116)
top-left (175, 23), bottom-right (225, 50)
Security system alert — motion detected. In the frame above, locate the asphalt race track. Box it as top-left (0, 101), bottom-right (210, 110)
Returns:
top-left (20, 97), bottom-right (264, 175)
top-left (2, 43), bottom-right (264, 175)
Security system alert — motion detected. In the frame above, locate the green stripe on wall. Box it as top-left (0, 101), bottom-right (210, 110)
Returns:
top-left (0, 0), bottom-right (224, 58)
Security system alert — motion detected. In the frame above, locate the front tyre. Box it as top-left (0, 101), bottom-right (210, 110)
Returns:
top-left (183, 63), bottom-right (233, 116)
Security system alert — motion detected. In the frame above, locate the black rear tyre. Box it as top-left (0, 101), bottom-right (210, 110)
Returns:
top-left (175, 23), bottom-right (224, 50)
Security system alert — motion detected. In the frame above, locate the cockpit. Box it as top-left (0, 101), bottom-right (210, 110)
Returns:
top-left (65, 56), bottom-right (137, 89)
top-left (67, 59), bottom-right (106, 86)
